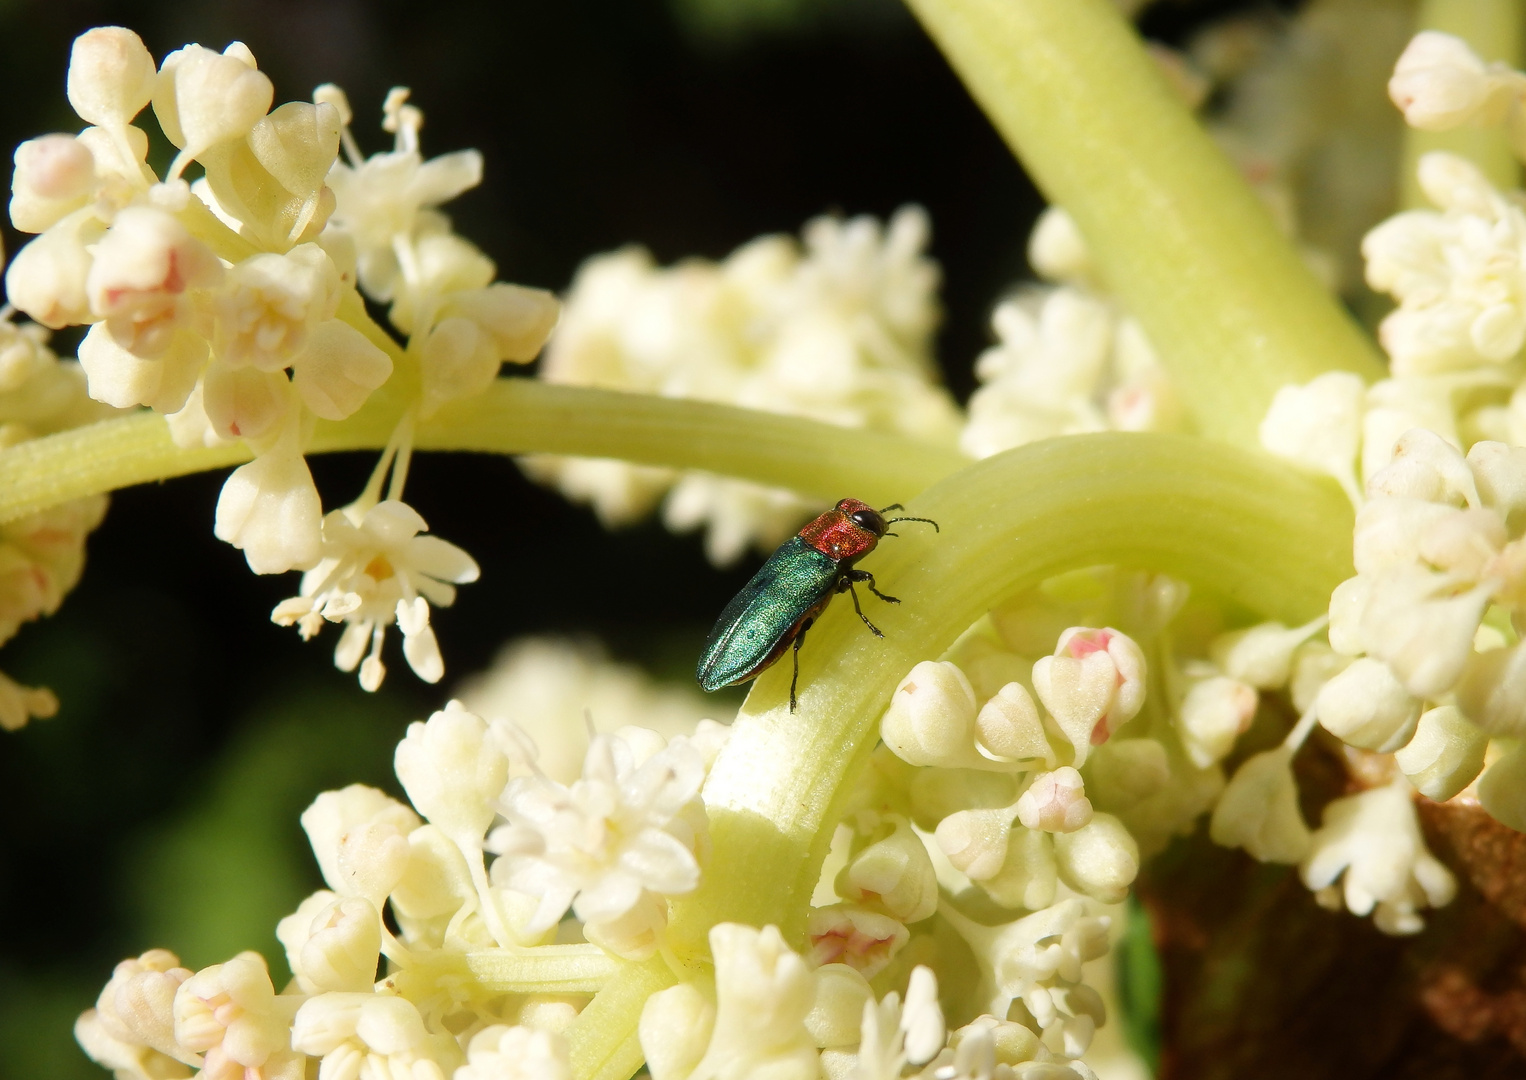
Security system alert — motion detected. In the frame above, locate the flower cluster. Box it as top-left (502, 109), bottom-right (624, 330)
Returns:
top-left (6, 28), bottom-right (561, 689)
top-left (79, 690), bottom-right (724, 1080)
top-left (0, 305), bottom-right (116, 728)
top-left (528, 207), bottom-right (962, 565)
top-left (960, 209), bottom-right (1180, 459)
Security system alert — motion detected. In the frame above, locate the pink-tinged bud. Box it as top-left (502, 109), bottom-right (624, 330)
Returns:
top-left (1177, 675), bottom-right (1258, 768)
top-left (5, 222), bottom-right (97, 328)
top-left (806, 904), bottom-right (907, 978)
top-left (67, 28), bottom-right (155, 129)
top-left (11, 135), bottom-right (96, 233)
top-left (1015, 767), bottom-right (1093, 833)
top-left (85, 206), bottom-right (223, 357)
top-left (1031, 627), bottom-right (1145, 766)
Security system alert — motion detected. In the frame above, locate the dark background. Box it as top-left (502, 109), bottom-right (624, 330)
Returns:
top-left (0, 1), bottom-right (1305, 1076)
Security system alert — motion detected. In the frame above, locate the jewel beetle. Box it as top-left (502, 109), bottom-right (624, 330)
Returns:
top-left (695, 498), bottom-right (938, 711)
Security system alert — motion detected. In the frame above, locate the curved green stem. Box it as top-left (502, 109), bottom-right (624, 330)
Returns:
top-left (901, 0), bottom-right (1387, 445)
top-left (567, 431), bottom-right (1354, 1080)
top-left (1400, 0), bottom-right (1525, 208)
top-left (0, 381), bottom-right (967, 524)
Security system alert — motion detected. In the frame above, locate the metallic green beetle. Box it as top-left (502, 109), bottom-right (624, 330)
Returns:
top-left (696, 498), bottom-right (938, 711)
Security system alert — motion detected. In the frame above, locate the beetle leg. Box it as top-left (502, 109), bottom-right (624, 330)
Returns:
top-left (840, 577), bottom-right (886, 638)
top-left (790, 618), bottom-right (814, 713)
top-left (844, 568), bottom-right (900, 605)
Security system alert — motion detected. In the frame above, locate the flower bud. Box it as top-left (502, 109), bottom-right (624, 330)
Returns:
top-left (1031, 627), bottom-right (1145, 765)
top-left (1210, 620), bottom-right (1322, 689)
top-left (640, 983), bottom-right (715, 1080)
top-left (1478, 741), bottom-right (1526, 831)
top-left (1177, 675), bottom-right (1257, 768)
top-left (1367, 426), bottom-right (1478, 505)
top-left (881, 661), bottom-right (986, 768)
top-left (1389, 32), bottom-right (1509, 130)
top-left (1362, 568), bottom-right (1494, 700)
top-left (87, 206), bottom-right (224, 357)
top-left (1015, 767), bottom-right (1092, 833)
top-left (1027, 206), bottom-right (1091, 283)
top-left (292, 318), bottom-right (393, 421)
top-left (1083, 738), bottom-right (1169, 814)
top-left (1209, 746), bottom-right (1311, 864)
top-left (806, 904), bottom-right (908, 977)
top-left (214, 445), bottom-right (322, 574)
top-left (5, 221), bottom-right (97, 328)
top-left (300, 784), bottom-right (421, 897)
top-left (975, 682), bottom-right (1055, 765)
top-left (1315, 657), bottom-right (1422, 752)
top-left (173, 952), bottom-right (287, 1072)
top-left (804, 964), bottom-right (872, 1048)
top-left (1327, 576), bottom-right (1370, 657)
top-left (1052, 812), bottom-right (1138, 903)
top-left (277, 895), bottom-right (381, 993)
top-left (835, 816), bottom-right (938, 923)
top-left (934, 806), bottom-right (1013, 881)
top-left (390, 824), bottom-right (473, 923)
top-left (1456, 641), bottom-right (1526, 736)
top-left (459, 1026), bottom-right (570, 1080)
top-left (67, 28), bottom-right (155, 129)
top-left (907, 768), bottom-right (1018, 831)
top-left (979, 825), bottom-right (1057, 910)
top-left (395, 700), bottom-right (510, 844)
top-left (1394, 705), bottom-right (1489, 801)
top-left (154, 43), bottom-right (274, 162)
top-left (95, 949), bottom-right (193, 1062)
top-left (11, 135), bottom-right (96, 233)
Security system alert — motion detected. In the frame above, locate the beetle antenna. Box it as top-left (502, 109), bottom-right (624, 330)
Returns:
top-left (878, 503), bottom-right (904, 513)
top-left (885, 515), bottom-right (939, 532)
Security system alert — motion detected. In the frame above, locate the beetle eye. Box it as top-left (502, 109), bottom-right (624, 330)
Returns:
top-left (850, 509), bottom-right (884, 534)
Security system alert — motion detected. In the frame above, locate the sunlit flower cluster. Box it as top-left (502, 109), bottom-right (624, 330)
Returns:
top-left (529, 207), bottom-right (962, 565)
top-left (4, 27), bottom-right (560, 689)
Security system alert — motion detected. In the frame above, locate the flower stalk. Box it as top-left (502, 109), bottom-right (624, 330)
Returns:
top-left (901, 0), bottom-right (1387, 445)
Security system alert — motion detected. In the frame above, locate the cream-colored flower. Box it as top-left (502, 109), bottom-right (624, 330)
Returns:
top-left (271, 499), bottom-right (478, 689)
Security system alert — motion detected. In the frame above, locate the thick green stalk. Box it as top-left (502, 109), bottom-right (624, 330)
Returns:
top-left (0, 381), bottom-right (967, 524)
top-left (1400, 0), bottom-right (1525, 207)
top-left (568, 431), bottom-right (1355, 1079)
top-left (390, 944), bottom-right (619, 998)
top-left (902, 0), bottom-right (1387, 445)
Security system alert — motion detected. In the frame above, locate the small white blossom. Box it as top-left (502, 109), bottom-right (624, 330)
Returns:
top-left (1301, 779), bottom-right (1457, 934)
top-left (1175, 673), bottom-right (1258, 768)
top-left (1392, 704), bottom-right (1488, 800)
top-left (299, 784), bottom-right (420, 903)
top-left (172, 952), bottom-right (296, 1080)
top-left (489, 728), bottom-right (707, 956)
top-left (275, 893), bottom-right (382, 995)
top-left (1209, 746), bottom-right (1312, 864)
top-left (1388, 31), bottom-right (1526, 132)
top-left (394, 701), bottom-right (511, 846)
top-left (291, 992), bottom-right (457, 1080)
top-left (271, 499), bottom-right (478, 689)
top-left (835, 815), bottom-right (939, 923)
top-left (852, 966), bottom-right (945, 1080)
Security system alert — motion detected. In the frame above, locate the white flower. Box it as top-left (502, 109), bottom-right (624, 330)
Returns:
top-left (271, 499), bottom-right (478, 689)
top-left (291, 992), bottom-right (457, 1080)
top-left (275, 893), bottom-right (382, 994)
top-left (489, 729), bottom-right (707, 956)
top-left (85, 950), bottom-right (196, 1068)
top-left (1175, 674), bottom-right (1258, 768)
top-left (456, 636), bottom-right (724, 785)
top-left (1300, 779), bottom-right (1457, 934)
top-left (213, 438), bottom-right (322, 575)
top-left (852, 966), bottom-right (945, 1080)
top-left (456, 1026), bottom-right (570, 1080)
top-left (835, 815), bottom-right (939, 923)
top-left (299, 784), bottom-right (420, 902)
top-left (153, 43), bottom-right (274, 174)
top-left (172, 952), bottom-right (295, 1080)
top-left (1363, 153), bottom-right (1526, 373)
top-left (682, 923), bottom-right (819, 1080)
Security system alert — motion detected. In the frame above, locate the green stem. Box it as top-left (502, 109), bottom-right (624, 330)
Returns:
top-left (1400, 0), bottom-right (1525, 207)
top-left (568, 431), bottom-right (1355, 1079)
top-left (0, 381), bottom-right (967, 524)
top-left (901, 0), bottom-right (1387, 445)
top-left (391, 944), bottom-right (620, 998)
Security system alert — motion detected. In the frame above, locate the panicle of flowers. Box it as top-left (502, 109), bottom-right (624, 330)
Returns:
top-left (0, 299), bottom-right (116, 729)
top-left (960, 209), bottom-right (1181, 459)
top-left (528, 206), bottom-right (962, 566)
top-left (77, 683), bottom-right (727, 1080)
top-left (6, 27), bottom-right (560, 691)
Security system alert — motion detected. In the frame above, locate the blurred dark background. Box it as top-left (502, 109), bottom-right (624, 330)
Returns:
top-left (0, 1), bottom-right (1307, 1076)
